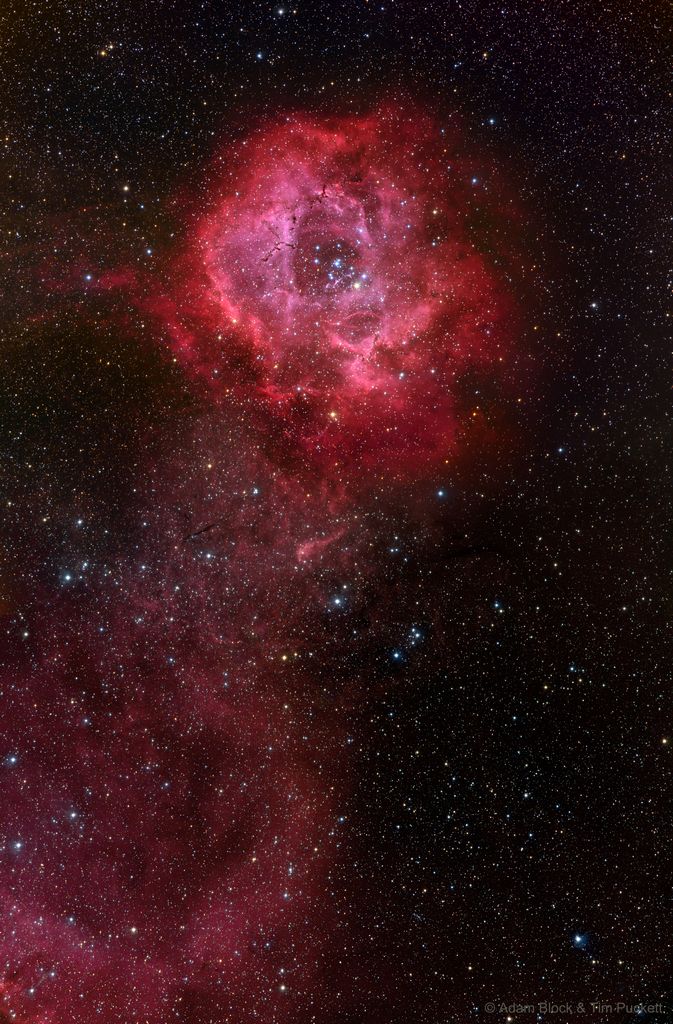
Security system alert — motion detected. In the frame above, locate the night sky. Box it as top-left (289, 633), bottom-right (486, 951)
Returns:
top-left (0, 2), bottom-right (671, 1023)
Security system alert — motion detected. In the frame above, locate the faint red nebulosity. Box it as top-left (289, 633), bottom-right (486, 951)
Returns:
top-left (0, 103), bottom-right (533, 1024)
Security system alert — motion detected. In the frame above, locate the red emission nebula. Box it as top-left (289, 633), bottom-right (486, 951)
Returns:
top-left (1, 106), bottom-right (530, 1023)
top-left (156, 105), bottom-right (523, 475)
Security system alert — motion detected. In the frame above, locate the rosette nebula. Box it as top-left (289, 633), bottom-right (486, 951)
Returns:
top-left (167, 107), bottom-right (522, 475)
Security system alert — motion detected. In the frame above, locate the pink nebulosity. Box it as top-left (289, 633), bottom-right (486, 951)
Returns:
top-left (163, 105), bottom-right (521, 474)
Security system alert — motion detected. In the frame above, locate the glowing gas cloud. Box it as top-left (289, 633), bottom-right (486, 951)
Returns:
top-left (159, 105), bottom-right (522, 474)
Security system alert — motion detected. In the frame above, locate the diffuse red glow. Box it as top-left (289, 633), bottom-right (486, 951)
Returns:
top-left (0, 104), bottom-right (528, 1024)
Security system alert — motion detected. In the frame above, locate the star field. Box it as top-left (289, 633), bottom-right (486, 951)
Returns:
top-left (0, 3), bottom-right (671, 1023)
